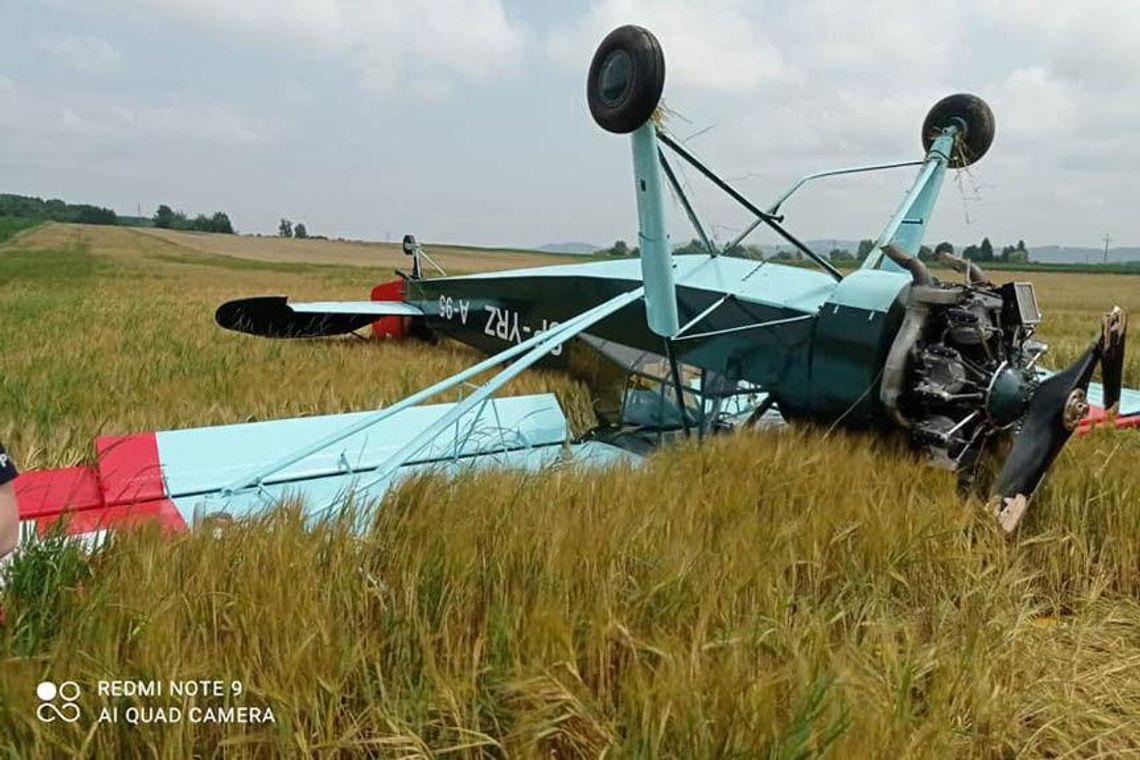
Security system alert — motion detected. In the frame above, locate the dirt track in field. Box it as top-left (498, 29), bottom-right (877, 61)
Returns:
top-left (135, 226), bottom-right (572, 272)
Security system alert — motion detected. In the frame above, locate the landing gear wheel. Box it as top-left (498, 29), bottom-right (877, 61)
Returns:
top-left (587, 25), bottom-right (665, 134)
top-left (922, 93), bottom-right (995, 168)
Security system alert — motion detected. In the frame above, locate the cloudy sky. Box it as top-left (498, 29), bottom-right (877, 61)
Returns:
top-left (1, 1), bottom-right (1136, 250)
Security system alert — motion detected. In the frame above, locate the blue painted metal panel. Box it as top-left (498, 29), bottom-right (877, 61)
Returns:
top-left (716, 262), bottom-right (838, 313)
top-left (863, 127), bottom-right (958, 272)
top-left (442, 255), bottom-right (839, 317)
top-left (170, 440), bottom-right (637, 525)
top-left (889, 164), bottom-right (946, 259)
top-left (156, 394), bottom-right (569, 498)
top-left (630, 122), bottom-right (680, 337)
top-left (823, 268), bottom-right (910, 312)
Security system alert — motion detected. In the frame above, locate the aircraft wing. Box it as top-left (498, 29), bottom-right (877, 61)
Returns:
top-left (15, 393), bottom-right (634, 544)
top-left (215, 296), bottom-right (423, 338)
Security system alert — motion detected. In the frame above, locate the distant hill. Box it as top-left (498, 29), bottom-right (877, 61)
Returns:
top-left (538, 242), bottom-right (600, 255)
top-left (755, 238), bottom-right (863, 254)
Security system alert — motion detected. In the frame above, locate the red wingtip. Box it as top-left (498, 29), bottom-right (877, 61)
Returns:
top-left (16, 431), bottom-right (187, 537)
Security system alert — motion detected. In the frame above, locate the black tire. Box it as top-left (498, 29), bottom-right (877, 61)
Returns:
top-left (587, 25), bottom-right (665, 134)
top-left (922, 93), bottom-right (995, 168)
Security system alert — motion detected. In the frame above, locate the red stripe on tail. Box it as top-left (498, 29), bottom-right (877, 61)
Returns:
top-left (369, 279), bottom-right (408, 338)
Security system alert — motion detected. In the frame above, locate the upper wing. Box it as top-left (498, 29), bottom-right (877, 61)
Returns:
top-left (215, 296), bottom-right (423, 338)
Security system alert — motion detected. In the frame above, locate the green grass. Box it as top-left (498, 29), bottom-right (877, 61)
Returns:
top-left (0, 216), bottom-right (44, 243)
top-left (1, 224), bottom-right (1140, 756)
top-left (974, 260), bottom-right (1140, 275)
top-left (146, 249), bottom-right (381, 275)
top-left (1, 522), bottom-right (95, 658)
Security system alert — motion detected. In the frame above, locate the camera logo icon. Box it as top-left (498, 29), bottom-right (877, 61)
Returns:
top-left (36, 681), bottom-right (81, 723)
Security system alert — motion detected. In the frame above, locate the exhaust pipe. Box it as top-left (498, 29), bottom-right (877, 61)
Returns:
top-left (877, 244), bottom-right (935, 429)
top-left (936, 243), bottom-right (991, 286)
top-left (880, 243), bottom-right (932, 286)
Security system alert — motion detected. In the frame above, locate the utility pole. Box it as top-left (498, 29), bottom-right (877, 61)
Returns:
top-left (1103, 233), bottom-right (1111, 265)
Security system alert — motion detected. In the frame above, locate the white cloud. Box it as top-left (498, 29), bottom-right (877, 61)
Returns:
top-left (544, 0), bottom-right (1140, 246)
top-left (977, 1), bottom-right (1140, 84)
top-left (102, 104), bottom-right (266, 145)
top-left (281, 80), bottom-right (315, 107)
top-left (979, 11), bottom-right (1140, 172)
top-left (0, 80), bottom-right (266, 148)
top-left (991, 67), bottom-right (1078, 143)
top-left (547, 0), bottom-right (974, 163)
top-left (118, 0), bottom-right (528, 95)
top-left (36, 35), bottom-right (122, 74)
top-left (548, 0), bottom-right (790, 93)
top-left (7, 0), bottom-right (1140, 246)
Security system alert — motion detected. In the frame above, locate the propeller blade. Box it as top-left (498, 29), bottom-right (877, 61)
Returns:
top-left (991, 345), bottom-right (1099, 531)
top-left (1100, 307), bottom-right (1127, 415)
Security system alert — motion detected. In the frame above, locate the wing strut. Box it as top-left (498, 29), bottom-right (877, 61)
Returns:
top-left (657, 147), bottom-right (716, 256)
top-left (655, 130), bottom-right (844, 281)
top-left (215, 287), bottom-right (646, 508)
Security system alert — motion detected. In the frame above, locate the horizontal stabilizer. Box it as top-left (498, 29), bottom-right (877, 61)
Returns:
top-left (1084, 381), bottom-right (1140, 416)
top-left (215, 296), bottom-right (423, 338)
top-left (1080, 380), bottom-right (1140, 432)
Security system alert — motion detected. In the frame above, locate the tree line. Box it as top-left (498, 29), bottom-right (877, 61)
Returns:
top-left (153, 205), bottom-right (234, 234)
top-left (598, 236), bottom-right (1033, 264)
top-left (0, 193), bottom-right (118, 225)
top-left (0, 193), bottom-right (241, 235)
top-left (600, 239), bottom-right (767, 260)
top-left (848, 237), bottom-right (1030, 264)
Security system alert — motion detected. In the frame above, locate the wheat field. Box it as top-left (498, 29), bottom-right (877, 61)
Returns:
top-left (1, 223), bottom-right (1139, 757)
top-left (136, 227), bottom-right (575, 272)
